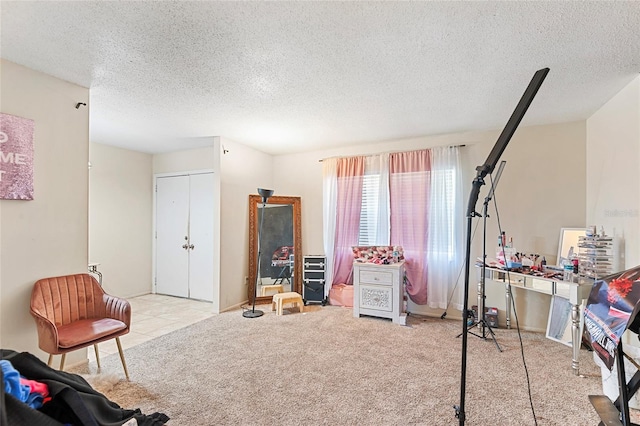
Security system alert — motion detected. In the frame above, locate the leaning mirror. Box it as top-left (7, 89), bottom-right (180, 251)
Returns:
top-left (248, 194), bottom-right (302, 305)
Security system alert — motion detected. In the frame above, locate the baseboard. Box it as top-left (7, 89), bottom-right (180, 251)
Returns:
top-left (221, 300), bottom-right (249, 313)
top-left (127, 291), bottom-right (154, 298)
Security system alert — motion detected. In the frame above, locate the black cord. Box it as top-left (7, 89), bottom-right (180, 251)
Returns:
top-left (491, 174), bottom-right (538, 426)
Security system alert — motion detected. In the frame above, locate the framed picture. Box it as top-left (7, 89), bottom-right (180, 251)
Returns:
top-left (556, 227), bottom-right (585, 266)
top-left (546, 294), bottom-right (582, 347)
top-left (0, 112), bottom-right (34, 200)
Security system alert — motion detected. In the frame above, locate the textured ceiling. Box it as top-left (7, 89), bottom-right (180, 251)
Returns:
top-left (1, 1), bottom-right (639, 155)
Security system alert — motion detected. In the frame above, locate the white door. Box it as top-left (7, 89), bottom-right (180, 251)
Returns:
top-left (156, 175), bottom-right (190, 298)
top-left (188, 173), bottom-right (214, 301)
top-left (155, 172), bottom-right (215, 301)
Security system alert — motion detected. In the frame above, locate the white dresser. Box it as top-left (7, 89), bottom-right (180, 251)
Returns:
top-left (353, 261), bottom-right (406, 325)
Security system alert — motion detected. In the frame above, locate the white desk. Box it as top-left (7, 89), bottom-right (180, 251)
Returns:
top-left (480, 266), bottom-right (592, 375)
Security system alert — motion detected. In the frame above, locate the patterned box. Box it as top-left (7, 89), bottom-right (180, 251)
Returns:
top-left (351, 245), bottom-right (404, 265)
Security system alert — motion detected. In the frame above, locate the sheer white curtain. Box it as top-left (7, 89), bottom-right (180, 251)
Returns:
top-left (426, 146), bottom-right (464, 310)
top-left (322, 158), bottom-right (338, 296)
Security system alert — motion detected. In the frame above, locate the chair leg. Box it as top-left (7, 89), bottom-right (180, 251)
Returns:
top-left (59, 353), bottom-right (66, 371)
top-left (47, 354), bottom-right (53, 367)
top-left (115, 337), bottom-right (130, 381)
top-left (94, 344), bottom-right (101, 369)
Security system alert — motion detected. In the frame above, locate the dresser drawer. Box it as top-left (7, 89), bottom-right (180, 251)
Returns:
top-left (359, 284), bottom-right (393, 312)
top-left (357, 268), bottom-right (394, 286)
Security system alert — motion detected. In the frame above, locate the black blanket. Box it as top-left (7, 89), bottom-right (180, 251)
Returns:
top-left (1, 349), bottom-right (169, 426)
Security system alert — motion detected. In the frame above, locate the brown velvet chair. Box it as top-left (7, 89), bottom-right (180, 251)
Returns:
top-left (30, 273), bottom-right (131, 379)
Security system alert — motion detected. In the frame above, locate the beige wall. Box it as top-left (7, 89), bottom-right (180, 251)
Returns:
top-left (586, 75), bottom-right (640, 270)
top-left (89, 142), bottom-right (153, 298)
top-left (87, 136), bottom-right (273, 314)
top-left (0, 59), bottom-right (89, 364)
top-left (218, 137), bottom-right (273, 311)
top-left (586, 75), bottom-right (640, 348)
top-left (274, 121), bottom-right (587, 331)
top-left (153, 142), bottom-right (216, 174)
top-left (474, 122), bottom-right (586, 332)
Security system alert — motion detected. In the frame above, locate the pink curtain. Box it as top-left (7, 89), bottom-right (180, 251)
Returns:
top-left (332, 157), bottom-right (365, 285)
top-left (389, 150), bottom-right (432, 304)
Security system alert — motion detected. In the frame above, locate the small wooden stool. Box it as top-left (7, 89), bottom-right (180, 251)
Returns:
top-left (261, 284), bottom-right (284, 296)
top-left (272, 292), bottom-right (304, 315)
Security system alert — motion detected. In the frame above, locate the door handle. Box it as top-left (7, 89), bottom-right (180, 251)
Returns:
top-left (182, 244), bottom-right (189, 250)
top-left (189, 244), bottom-right (195, 250)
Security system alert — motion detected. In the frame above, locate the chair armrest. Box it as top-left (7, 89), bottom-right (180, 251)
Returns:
top-left (103, 295), bottom-right (131, 328)
top-left (29, 310), bottom-right (59, 354)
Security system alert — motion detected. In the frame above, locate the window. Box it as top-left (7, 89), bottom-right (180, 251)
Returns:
top-left (358, 174), bottom-right (380, 245)
top-left (324, 146), bottom-right (462, 307)
top-left (359, 168), bottom-right (457, 258)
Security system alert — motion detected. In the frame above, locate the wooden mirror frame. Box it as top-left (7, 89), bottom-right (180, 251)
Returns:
top-left (248, 194), bottom-right (302, 305)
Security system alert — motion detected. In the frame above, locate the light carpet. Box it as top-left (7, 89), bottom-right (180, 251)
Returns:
top-left (72, 305), bottom-right (607, 425)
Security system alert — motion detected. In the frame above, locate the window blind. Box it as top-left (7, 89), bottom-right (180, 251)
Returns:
top-left (358, 174), bottom-right (380, 245)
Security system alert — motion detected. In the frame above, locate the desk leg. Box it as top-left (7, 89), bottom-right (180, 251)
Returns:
top-left (571, 302), bottom-right (581, 375)
top-left (505, 284), bottom-right (511, 329)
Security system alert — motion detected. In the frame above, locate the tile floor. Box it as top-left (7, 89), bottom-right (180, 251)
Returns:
top-left (88, 293), bottom-right (215, 364)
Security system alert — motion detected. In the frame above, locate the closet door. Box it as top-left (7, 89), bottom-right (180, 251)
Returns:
top-left (188, 173), bottom-right (214, 301)
top-left (155, 175), bottom-right (190, 298)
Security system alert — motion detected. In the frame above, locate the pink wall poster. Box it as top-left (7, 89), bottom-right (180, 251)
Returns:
top-left (0, 112), bottom-right (34, 200)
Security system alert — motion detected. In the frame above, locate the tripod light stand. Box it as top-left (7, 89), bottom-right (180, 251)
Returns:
top-left (455, 68), bottom-right (548, 425)
top-left (459, 160), bottom-right (506, 351)
top-left (243, 188), bottom-right (274, 319)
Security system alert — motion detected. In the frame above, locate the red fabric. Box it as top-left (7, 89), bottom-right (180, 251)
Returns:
top-left (20, 378), bottom-right (49, 397)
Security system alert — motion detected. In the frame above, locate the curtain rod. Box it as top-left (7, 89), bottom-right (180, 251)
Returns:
top-left (318, 144), bottom-right (466, 162)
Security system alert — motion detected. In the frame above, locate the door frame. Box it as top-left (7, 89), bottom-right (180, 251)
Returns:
top-left (152, 169), bottom-right (218, 304)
